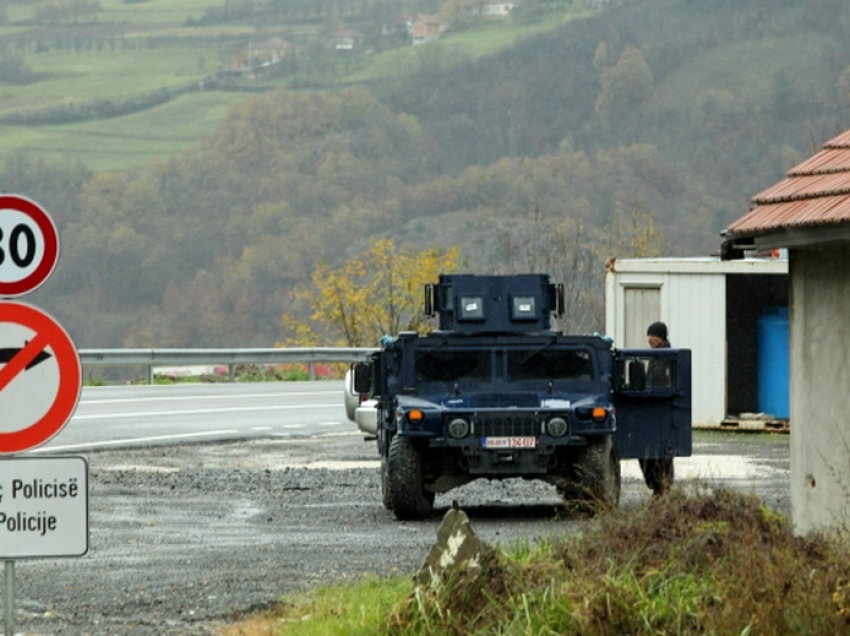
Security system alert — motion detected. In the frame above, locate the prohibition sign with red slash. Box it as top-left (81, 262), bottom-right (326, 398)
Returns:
top-left (0, 302), bottom-right (81, 454)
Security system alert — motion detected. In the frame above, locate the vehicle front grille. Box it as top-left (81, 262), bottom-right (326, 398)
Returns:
top-left (472, 412), bottom-right (542, 437)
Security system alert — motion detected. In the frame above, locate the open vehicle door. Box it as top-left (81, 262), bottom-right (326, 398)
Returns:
top-left (612, 348), bottom-right (692, 460)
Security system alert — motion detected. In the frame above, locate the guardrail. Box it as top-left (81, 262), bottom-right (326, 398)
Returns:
top-left (78, 348), bottom-right (375, 384)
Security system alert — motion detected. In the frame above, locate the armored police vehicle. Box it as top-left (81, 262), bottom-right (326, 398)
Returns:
top-left (349, 274), bottom-right (691, 520)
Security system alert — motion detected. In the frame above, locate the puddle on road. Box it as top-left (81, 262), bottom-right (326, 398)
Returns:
top-left (622, 455), bottom-right (783, 480)
top-left (101, 464), bottom-right (181, 473)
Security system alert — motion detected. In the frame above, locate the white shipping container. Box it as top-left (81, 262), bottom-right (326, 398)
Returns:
top-left (605, 257), bottom-right (789, 430)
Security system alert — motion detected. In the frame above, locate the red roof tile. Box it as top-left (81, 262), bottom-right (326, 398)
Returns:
top-left (727, 195), bottom-right (850, 233)
top-left (787, 148), bottom-right (850, 176)
top-left (725, 130), bottom-right (850, 236)
top-left (753, 173), bottom-right (850, 203)
top-left (824, 129), bottom-right (850, 148)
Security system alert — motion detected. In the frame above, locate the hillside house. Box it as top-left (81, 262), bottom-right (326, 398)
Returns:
top-left (411, 14), bottom-right (445, 45)
top-left (327, 29), bottom-right (363, 51)
top-left (237, 37), bottom-right (290, 77)
top-left (721, 129), bottom-right (850, 535)
top-left (481, 2), bottom-right (516, 16)
top-left (382, 15), bottom-right (414, 36)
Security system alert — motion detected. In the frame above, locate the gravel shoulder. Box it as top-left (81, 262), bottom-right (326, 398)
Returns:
top-left (9, 430), bottom-right (790, 635)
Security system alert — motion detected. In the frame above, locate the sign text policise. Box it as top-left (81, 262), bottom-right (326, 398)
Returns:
top-left (0, 474), bottom-right (81, 537)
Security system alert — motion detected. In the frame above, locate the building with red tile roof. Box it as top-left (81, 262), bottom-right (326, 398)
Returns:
top-left (722, 130), bottom-right (850, 256)
top-left (721, 129), bottom-right (850, 535)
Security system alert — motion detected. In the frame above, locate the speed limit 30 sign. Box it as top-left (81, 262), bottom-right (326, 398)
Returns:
top-left (0, 195), bottom-right (59, 298)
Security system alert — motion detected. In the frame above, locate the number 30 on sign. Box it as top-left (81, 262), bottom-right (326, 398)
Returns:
top-left (0, 195), bottom-right (59, 298)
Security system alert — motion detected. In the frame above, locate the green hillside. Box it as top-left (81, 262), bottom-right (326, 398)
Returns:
top-left (0, 0), bottom-right (585, 170)
top-left (4, 0), bottom-right (850, 349)
top-left (0, 91), bottom-right (251, 170)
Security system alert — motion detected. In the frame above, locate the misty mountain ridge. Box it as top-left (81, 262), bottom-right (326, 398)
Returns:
top-left (10, 0), bottom-right (850, 347)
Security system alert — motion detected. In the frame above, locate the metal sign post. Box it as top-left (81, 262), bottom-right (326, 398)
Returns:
top-left (4, 560), bottom-right (13, 636)
top-left (0, 195), bottom-right (85, 635)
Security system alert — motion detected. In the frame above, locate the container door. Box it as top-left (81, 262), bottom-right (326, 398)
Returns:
top-left (623, 287), bottom-right (661, 348)
top-left (612, 349), bottom-right (692, 459)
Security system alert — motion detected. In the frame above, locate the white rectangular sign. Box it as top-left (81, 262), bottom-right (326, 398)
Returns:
top-left (0, 456), bottom-right (88, 559)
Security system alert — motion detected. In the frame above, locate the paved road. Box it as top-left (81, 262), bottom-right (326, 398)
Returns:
top-left (33, 382), bottom-right (792, 516)
top-left (33, 381), bottom-right (348, 453)
top-left (32, 380), bottom-right (792, 518)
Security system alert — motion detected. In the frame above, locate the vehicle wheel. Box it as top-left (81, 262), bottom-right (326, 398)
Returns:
top-left (572, 436), bottom-right (621, 510)
top-left (387, 436), bottom-right (434, 520)
top-left (639, 458), bottom-right (674, 496)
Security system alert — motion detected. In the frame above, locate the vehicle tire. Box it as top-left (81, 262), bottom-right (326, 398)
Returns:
top-left (572, 436), bottom-right (621, 510)
top-left (387, 435), bottom-right (434, 520)
top-left (639, 458), bottom-right (674, 496)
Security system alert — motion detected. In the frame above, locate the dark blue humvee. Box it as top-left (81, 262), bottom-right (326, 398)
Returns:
top-left (351, 274), bottom-right (691, 520)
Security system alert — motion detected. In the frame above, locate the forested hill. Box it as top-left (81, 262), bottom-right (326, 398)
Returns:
top-left (11, 0), bottom-right (850, 348)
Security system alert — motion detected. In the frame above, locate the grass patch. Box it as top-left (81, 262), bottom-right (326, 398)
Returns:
top-left (4, 0), bottom-right (222, 24)
top-left (332, 8), bottom-right (591, 85)
top-left (220, 576), bottom-right (411, 636)
top-left (96, 0), bottom-right (224, 23)
top-left (0, 89), bottom-right (249, 170)
top-left (223, 488), bottom-right (850, 635)
top-left (3, 48), bottom-right (211, 110)
top-left (142, 363), bottom-right (335, 385)
top-left (152, 373), bottom-right (208, 384)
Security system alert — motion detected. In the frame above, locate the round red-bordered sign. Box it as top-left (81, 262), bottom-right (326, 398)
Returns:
top-left (0, 194), bottom-right (59, 297)
top-left (0, 302), bottom-right (81, 454)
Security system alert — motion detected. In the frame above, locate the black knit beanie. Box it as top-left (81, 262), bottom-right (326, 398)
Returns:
top-left (646, 321), bottom-right (668, 340)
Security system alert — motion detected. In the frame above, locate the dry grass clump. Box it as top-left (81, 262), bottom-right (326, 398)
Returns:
top-left (388, 488), bottom-right (850, 635)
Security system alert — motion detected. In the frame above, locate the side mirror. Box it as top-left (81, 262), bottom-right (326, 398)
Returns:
top-left (352, 362), bottom-right (372, 394)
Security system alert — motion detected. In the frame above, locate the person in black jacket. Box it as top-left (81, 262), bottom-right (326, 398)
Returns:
top-left (645, 321), bottom-right (671, 387)
top-left (639, 321), bottom-right (674, 495)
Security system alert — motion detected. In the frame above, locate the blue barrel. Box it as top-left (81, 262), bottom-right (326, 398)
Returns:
top-left (757, 307), bottom-right (789, 419)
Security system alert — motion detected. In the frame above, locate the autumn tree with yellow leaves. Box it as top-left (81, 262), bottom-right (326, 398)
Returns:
top-left (282, 239), bottom-right (461, 347)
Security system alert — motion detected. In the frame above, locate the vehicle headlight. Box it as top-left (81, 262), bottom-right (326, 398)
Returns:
top-left (547, 416), bottom-right (568, 438)
top-left (448, 418), bottom-right (470, 439)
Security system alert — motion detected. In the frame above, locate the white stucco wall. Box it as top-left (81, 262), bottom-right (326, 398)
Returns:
top-left (790, 246), bottom-right (850, 534)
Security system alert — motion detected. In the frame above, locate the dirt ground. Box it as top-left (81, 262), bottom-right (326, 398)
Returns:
top-left (7, 429), bottom-right (790, 635)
